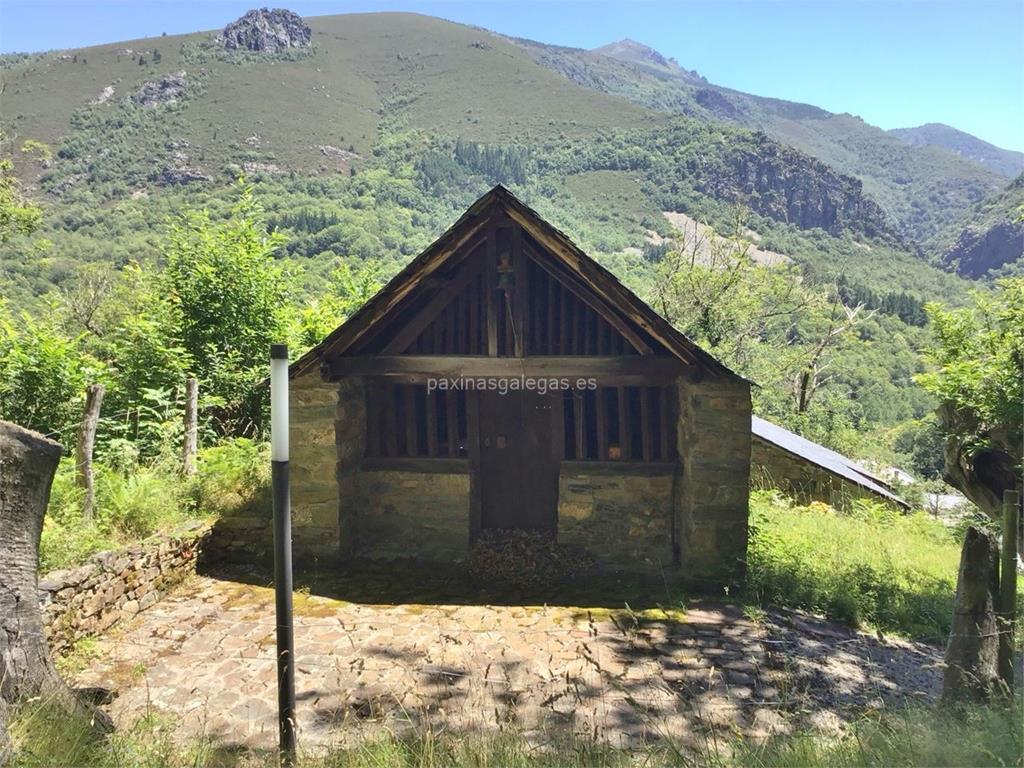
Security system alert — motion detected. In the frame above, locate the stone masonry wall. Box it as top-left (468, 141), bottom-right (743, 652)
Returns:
top-left (38, 524), bottom-right (209, 656)
top-left (356, 470), bottom-right (471, 560)
top-left (674, 375), bottom-right (752, 587)
top-left (751, 436), bottom-right (889, 509)
top-left (558, 472), bottom-right (674, 571)
top-left (290, 371), bottom-right (343, 559)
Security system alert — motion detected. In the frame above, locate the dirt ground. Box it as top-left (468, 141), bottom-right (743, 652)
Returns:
top-left (69, 563), bottom-right (945, 756)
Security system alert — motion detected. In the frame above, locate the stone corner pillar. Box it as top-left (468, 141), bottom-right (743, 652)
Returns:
top-left (673, 373), bottom-right (752, 589)
top-left (335, 376), bottom-right (366, 559)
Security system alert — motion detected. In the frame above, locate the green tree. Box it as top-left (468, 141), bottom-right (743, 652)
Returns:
top-left (916, 277), bottom-right (1024, 520)
top-left (0, 303), bottom-right (95, 435)
top-left (163, 182), bottom-right (289, 436)
top-left (0, 136), bottom-right (42, 242)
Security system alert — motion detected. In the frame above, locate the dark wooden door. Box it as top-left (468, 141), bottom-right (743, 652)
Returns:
top-left (478, 390), bottom-right (559, 531)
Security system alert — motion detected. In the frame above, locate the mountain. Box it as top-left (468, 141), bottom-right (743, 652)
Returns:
top-left (936, 174), bottom-right (1024, 278)
top-left (514, 37), bottom-right (1006, 249)
top-left (889, 123), bottom-right (1024, 179)
top-left (0, 10), bottom-right (976, 304)
top-left (590, 39), bottom-right (704, 82)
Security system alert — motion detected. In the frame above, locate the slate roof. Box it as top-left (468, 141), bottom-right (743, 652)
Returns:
top-left (752, 415), bottom-right (909, 508)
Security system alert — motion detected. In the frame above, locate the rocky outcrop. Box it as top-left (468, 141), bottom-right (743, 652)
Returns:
top-left (942, 219), bottom-right (1024, 278)
top-left (132, 71), bottom-right (187, 107)
top-left (696, 133), bottom-right (897, 241)
top-left (157, 166), bottom-right (211, 185)
top-left (218, 8), bottom-right (311, 53)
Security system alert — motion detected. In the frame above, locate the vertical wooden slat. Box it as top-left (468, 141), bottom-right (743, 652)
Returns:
top-left (366, 384), bottom-right (381, 457)
top-left (659, 386), bottom-right (671, 461)
top-left (552, 392), bottom-right (565, 462)
top-left (559, 284), bottom-right (568, 354)
top-left (469, 274), bottom-right (480, 354)
top-left (580, 389), bottom-right (592, 460)
top-left (425, 390), bottom-right (438, 457)
top-left (432, 312), bottom-right (443, 353)
top-left (404, 385), bottom-right (418, 457)
top-left (641, 387), bottom-right (653, 462)
top-left (384, 384), bottom-right (398, 458)
top-left (596, 388), bottom-right (608, 461)
top-left (486, 227), bottom-right (498, 357)
top-left (546, 269), bottom-right (556, 354)
top-left (618, 387), bottom-right (632, 460)
top-left (573, 393), bottom-right (584, 459)
top-left (467, 390), bottom-right (481, 541)
top-left (570, 297), bottom-right (579, 354)
top-left (446, 389), bottom-right (459, 457)
top-left (456, 291), bottom-right (468, 354)
top-left (583, 308), bottom-right (593, 355)
top-left (512, 226), bottom-right (525, 357)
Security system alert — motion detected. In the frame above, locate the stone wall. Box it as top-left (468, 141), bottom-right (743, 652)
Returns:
top-left (751, 436), bottom-right (888, 509)
top-left (38, 524), bottom-right (209, 656)
top-left (674, 375), bottom-right (752, 588)
top-left (558, 471), bottom-right (673, 571)
top-left (290, 371), bottom-right (344, 558)
top-left (356, 470), bottom-right (471, 561)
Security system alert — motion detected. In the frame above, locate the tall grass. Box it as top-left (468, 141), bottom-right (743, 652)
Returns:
top-left (8, 696), bottom-right (1020, 768)
top-left (39, 438), bottom-right (269, 572)
top-left (745, 491), bottom-right (961, 641)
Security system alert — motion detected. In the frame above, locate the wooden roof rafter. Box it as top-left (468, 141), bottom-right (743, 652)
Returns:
top-left (291, 185), bottom-right (745, 382)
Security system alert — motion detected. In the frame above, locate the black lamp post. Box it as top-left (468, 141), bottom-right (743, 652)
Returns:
top-left (270, 343), bottom-right (297, 765)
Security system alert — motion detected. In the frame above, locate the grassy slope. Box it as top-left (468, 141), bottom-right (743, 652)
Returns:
top-left (2, 13), bottom-right (660, 184)
top-left (0, 12), bottom-right (974, 308)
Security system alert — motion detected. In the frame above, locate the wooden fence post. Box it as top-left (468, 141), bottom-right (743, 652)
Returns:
top-left (75, 383), bottom-right (104, 522)
top-left (183, 377), bottom-right (198, 476)
top-left (998, 489), bottom-right (1019, 693)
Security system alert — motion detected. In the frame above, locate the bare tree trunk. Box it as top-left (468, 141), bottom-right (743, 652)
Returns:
top-left (182, 377), bottom-right (198, 476)
top-left (1, 422), bottom-right (110, 759)
top-left (75, 383), bottom-right (104, 523)
top-left (998, 490), bottom-right (1019, 693)
top-left (942, 526), bottom-right (1001, 704)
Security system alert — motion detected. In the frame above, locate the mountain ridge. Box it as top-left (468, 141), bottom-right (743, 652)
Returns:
top-left (888, 122), bottom-right (1024, 179)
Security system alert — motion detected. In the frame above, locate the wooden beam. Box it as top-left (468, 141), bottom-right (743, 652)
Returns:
top-left (640, 386), bottom-right (653, 462)
top-left (382, 256), bottom-right (484, 355)
top-left (618, 387), bottom-right (632, 461)
top-left (446, 389), bottom-right (458, 457)
top-left (362, 457), bottom-right (470, 474)
top-left (485, 227), bottom-right (498, 357)
top-left (596, 388), bottom-right (608, 461)
top-left (659, 386), bottom-right (672, 461)
top-left (522, 242), bottom-right (653, 356)
top-left (326, 355), bottom-right (691, 384)
top-left (467, 390), bottom-right (482, 541)
top-left (512, 225), bottom-right (526, 357)
top-left (425, 390), bottom-right (438, 457)
top-left (403, 385), bottom-right (418, 457)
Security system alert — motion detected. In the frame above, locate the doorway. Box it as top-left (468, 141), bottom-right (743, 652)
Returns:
top-left (477, 389), bottom-right (559, 532)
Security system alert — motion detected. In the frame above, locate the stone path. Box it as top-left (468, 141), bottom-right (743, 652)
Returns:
top-left (71, 570), bottom-right (945, 754)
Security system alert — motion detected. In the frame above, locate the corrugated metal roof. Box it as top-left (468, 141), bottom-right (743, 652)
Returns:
top-left (751, 416), bottom-right (908, 508)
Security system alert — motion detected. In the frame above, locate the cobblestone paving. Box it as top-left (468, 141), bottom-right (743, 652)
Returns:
top-left (71, 571), bottom-right (944, 753)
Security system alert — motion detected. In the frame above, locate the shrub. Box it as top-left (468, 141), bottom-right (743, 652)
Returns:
top-left (745, 491), bottom-right (960, 640)
top-left (191, 438), bottom-right (269, 517)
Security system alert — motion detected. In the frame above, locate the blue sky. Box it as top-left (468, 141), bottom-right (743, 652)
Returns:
top-left (2, 1), bottom-right (1022, 151)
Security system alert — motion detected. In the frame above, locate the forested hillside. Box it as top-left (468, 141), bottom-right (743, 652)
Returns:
top-left (0, 9), bottom-right (1005, 477)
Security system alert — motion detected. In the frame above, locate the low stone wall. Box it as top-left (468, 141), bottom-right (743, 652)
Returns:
top-left (558, 470), bottom-right (673, 571)
top-left (357, 470), bottom-right (471, 561)
top-left (38, 523), bottom-right (210, 656)
top-left (752, 436), bottom-right (890, 509)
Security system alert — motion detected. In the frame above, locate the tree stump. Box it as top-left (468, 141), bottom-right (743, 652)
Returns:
top-left (942, 525), bottom-right (1001, 704)
top-left (0, 421), bottom-right (110, 759)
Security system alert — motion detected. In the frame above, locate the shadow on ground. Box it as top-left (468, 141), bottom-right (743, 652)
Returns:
top-left (199, 556), bottom-right (698, 613)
